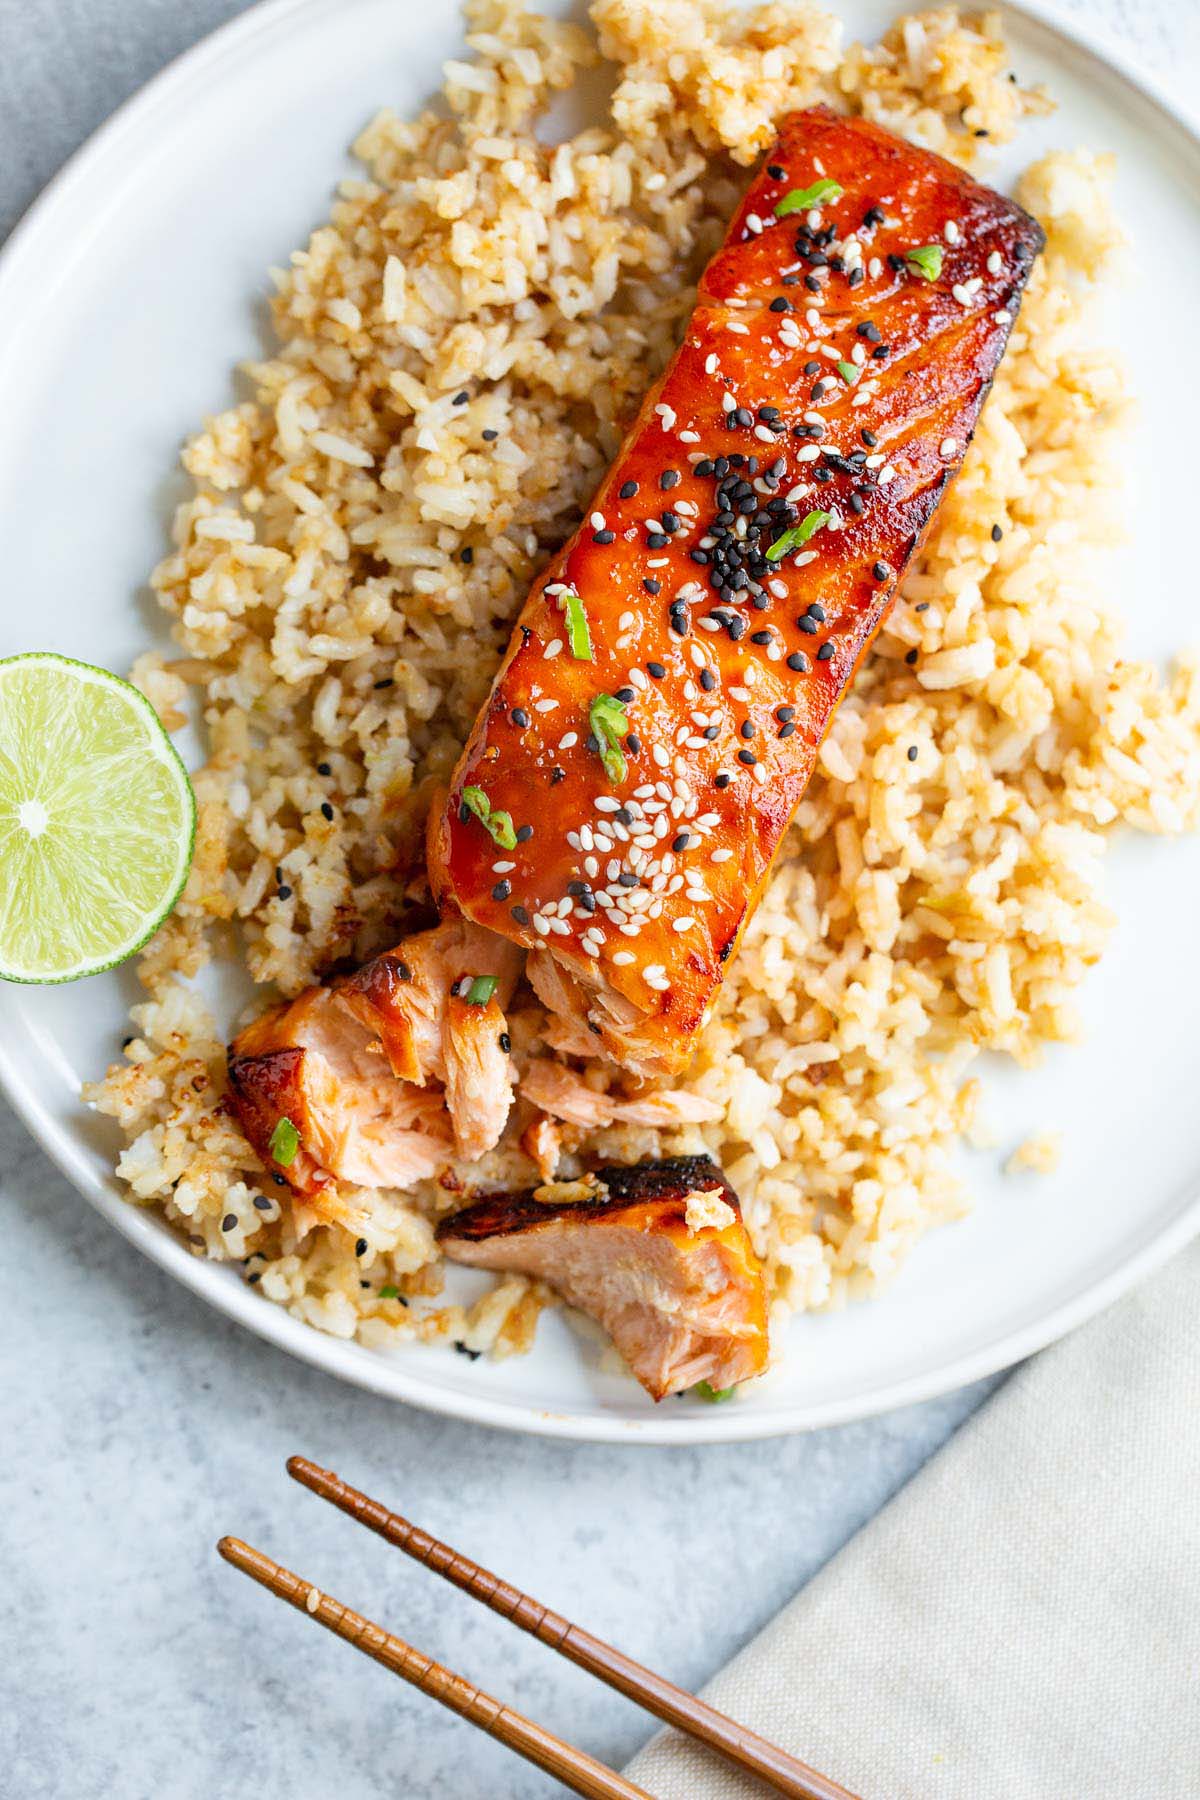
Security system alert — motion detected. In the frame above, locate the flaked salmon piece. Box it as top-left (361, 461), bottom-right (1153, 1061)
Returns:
top-left (340, 917), bottom-right (522, 1088)
top-left (520, 1059), bottom-right (723, 1130)
top-left (520, 1113), bottom-right (563, 1181)
top-left (228, 917), bottom-right (523, 1189)
top-left (228, 987), bottom-right (452, 1198)
top-left (437, 1154), bottom-right (768, 1400)
top-left (443, 988), bottom-right (516, 1160)
top-left (429, 106), bottom-right (1044, 1081)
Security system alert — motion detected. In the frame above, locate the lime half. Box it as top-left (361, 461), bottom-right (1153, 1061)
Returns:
top-left (0, 653), bottom-right (196, 983)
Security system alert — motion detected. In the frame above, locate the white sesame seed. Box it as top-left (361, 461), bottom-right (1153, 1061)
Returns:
top-left (534, 698), bottom-right (558, 712)
top-left (558, 732), bottom-right (578, 751)
top-left (594, 833), bottom-right (613, 853)
top-left (544, 638), bottom-right (562, 658)
top-left (939, 437), bottom-right (957, 458)
top-left (672, 916), bottom-right (696, 932)
top-left (752, 763), bottom-right (768, 785)
top-left (654, 403), bottom-right (676, 430)
top-left (722, 392), bottom-right (736, 412)
top-left (566, 832), bottom-right (581, 851)
top-left (531, 915), bottom-right (550, 936)
top-left (754, 424), bottom-right (775, 443)
top-left (994, 308), bottom-right (1012, 324)
top-left (618, 610), bottom-right (635, 630)
top-left (581, 940), bottom-right (599, 956)
top-left (647, 557), bottom-right (669, 568)
top-left (584, 855), bottom-right (599, 877)
top-left (595, 796), bottom-right (619, 812)
top-left (986, 250), bottom-right (1002, 275)
top-left (877, 464), bottom-right (897, 483)
top-left (589, 511), bottom-right (606, 530)
top-left (492, 860), bottom-right (515, 873)
top-left (711, 847), bottom-right (733, 862)
top-left (746, 213), bottom-right (763, 234)
top-left (768, 579), bottom-right (788, 599)
top-left (679, 429), bottom-right (700, 443)
top-left (944, 220), bottom-right (960, 245)
top-left (630, 668), bottom-right (648, 690)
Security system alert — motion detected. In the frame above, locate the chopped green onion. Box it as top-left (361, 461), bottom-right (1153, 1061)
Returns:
top-left (461, 785), bottom-right (517, 850)
top-left (464, 974), bottom-right (499, 1007)
top-left (268, 1116), bottom-right (300, 1166)
top-left (767, 509), bottom-right (831, 561)
top-left (695, 1381), bottom-right (737, 1402)
top-left (905, 243), bottom-right (944, 281)
top-left (588, 693), bottom-right (630, 785)
top-left (774, 178), bottom-right (844, 217)
top-left (378, 1284), bottom-right (400, 1299)
top-left (560, 588), bottom-right (594, 662)
top-left (836, 360), bottom-right (859, 387)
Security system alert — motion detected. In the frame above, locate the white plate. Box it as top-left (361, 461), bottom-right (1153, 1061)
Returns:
top-left (1, 0), bottom-right (1198, 1443)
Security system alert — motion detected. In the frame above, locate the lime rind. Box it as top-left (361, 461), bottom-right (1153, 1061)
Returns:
top-left (0, 652), bottom-right (196, 984)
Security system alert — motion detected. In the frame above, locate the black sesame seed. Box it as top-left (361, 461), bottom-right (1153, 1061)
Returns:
top-left (799, 616), bottom-right (818, 634)
top-left (991, 524), bottom-right (1003, 542)
top-left (320, 802), bottom-right (334, 821)
top-left (355, 1237), bottom-right (368, 1256)
top-left (873, 561), bottom-right (890, 582)
top-left (671, 832), bottom-right (690, 853)
top-left (803, 361), bottom-right (821, 376)
top-left (273, 1173), bottom-right (287, 1187)
top-left (848, 493), bottom-right (865, 515)
top-left (619, 479), bottom-right (639, 499)
top-left (871, 345), bottom-right (890, 360)
top-left (769, 296), bottom-right (791, 313)
top-left (699, 667), bottom-right (716, 691)
top-left (491, 880), bottom-right (512, 901)
top-left (813, 466), bottom-right (832, 483)
top-left (848, 268), bottom-right (864, 288)
top-left (222, 1214), bottom-right (237, 1232)
top-left (817, 642), bottom-right (835, 662)
top-left (807, 603), bottom-right (826, 621)
top-left (786, 651), bottom-right (809, 673)
top-left (727, 617), bottom-right (746, 641)
top-left (593, 529), bottom-right (615, 545)
top-left (644, 578), bottom-right (662, 595)
top-left (253, 1195), bottom-right (273, 1212)
top-left (452, 391), bottom-right (469, 405)
top-left (578, 890), bottom-right (596, 911)
top-left (915, 602), bottom-right (930, 613)
top-left (647, 661), bottom-right (667, 679)
top-left (767, 163), bottom-right (785, 179)
top-left (740, 720), bottom-right (755, 739)
top-left (515, 823), bottom-right (533, 842)
top-left (905, 647), bottom-right (918, 665)
top-left (626, 734), bottom-right (641, 753)
top-left (864, 205), bottom-right (886, 228)
top-left (276, 884), bottom-right (292, 901)
top-left (481, 428), bottom-right (498, 441)
top-left (617, 871), bottom-right (639, 888)
top-left (737, 749), bottom-right (758, 765)
top-left (703, 725), bottom-right (720, 740)
top-left (511, 707), bottom-right (530, 727)
top-left (715, 772), bottom-right (732, 788)
top-left (396, 962), bottom-right (412, 982)
top-left (750, 629), bottom-right (771, 645)
top-left (907, 744), bottom-right (919, 761)
top-left (550, 766), bottom-right (565, 784)
top-left (805, 274), bottom-right (822, 292)
top-left (460, 545), bottom-right (474, 564)
top-left (695, 459), bottom-right (714, 478)
top-left (499, 1032), bottom-right (512, 1054)
top-left (660, 469), bottom-right (681, 489)
top-left (647, 532), bottom-right (669, 549)
top-left (316, 761), bottom-right (331, 775)
top-left (861, 429), bottom-right (878, 447)
top-left (511, 904), bottom-right (530, 925)
top-left (615, 687), bottom-right (635, 703)
top-left (661, 511), bottom-right (680, 532)
top-left (778, 721), bottom-right (796, 738)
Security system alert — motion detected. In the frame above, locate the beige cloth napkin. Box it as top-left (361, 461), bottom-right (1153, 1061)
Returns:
top-left (625, 1240), bottom-right (1200, 1798)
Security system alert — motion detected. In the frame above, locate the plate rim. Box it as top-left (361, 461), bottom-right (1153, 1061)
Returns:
top-left (1, 0), bottom-right (1198, 1444)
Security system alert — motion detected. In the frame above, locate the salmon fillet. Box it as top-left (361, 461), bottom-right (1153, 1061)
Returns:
top-left (429, 106), bottom-right (1044, 1079)
top-left (437, 1153), bottom-right (768, 1399)
top-left (227, 918), bottom-right (521, 1193)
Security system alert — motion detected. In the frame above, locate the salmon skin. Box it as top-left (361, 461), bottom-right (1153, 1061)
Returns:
top-left (429, 106), bottom-right (1044, 1080)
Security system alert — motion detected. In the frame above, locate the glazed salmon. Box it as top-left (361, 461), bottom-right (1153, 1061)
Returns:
top-left (227, 918), bottom-right (521, 1193)
top-left (429, 107), bottom-right (1044, 1080)
top-left (437, 1154), bottom-right (769, 1399)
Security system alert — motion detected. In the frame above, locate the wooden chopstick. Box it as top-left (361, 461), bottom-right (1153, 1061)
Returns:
top-left (217, 1535), bottom-right (652, 1800)
top-left (287, 1456), bottom-right (859, 1800)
